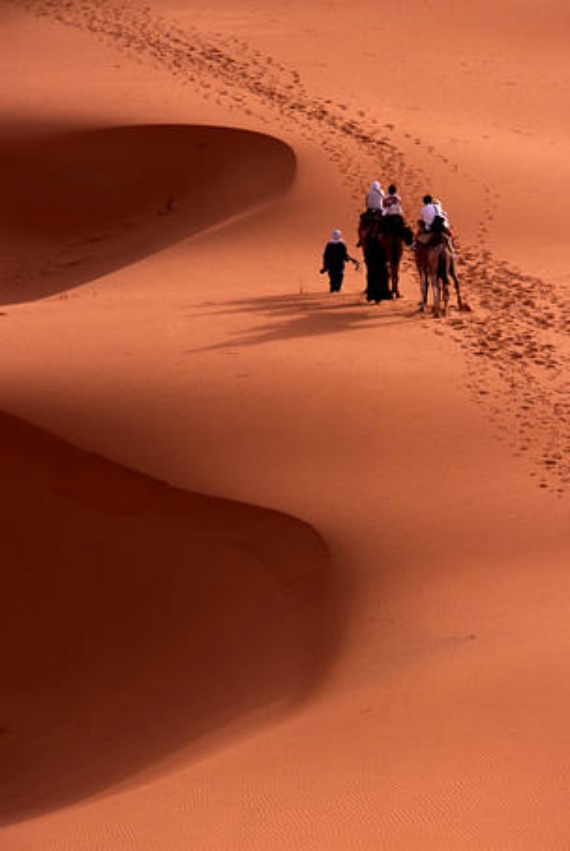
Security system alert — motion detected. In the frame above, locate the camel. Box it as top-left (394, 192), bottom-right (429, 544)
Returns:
top-left (357, 212), bottom-right (411, 301)
top-left (414, 213), bottom-right (470, 315)
top-left (415, 236), bottom-right (454, 317)
top-left (381, 223), bottom-right (405, 298)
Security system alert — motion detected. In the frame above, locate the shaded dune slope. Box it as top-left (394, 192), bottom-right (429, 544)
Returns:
top-left (0, 122), bottom-right (296, 305)
top-left (0, 411), bottom-right (341, 825)
top-left (8, 1), bottom-right (570, 493)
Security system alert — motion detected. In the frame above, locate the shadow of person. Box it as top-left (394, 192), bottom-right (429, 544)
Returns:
top-left (187, 292), bottom-right (415, 353)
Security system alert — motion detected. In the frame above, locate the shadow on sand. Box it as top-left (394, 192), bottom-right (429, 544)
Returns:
top-left (187, 292), bottom-right (416, 352)
top-left (0, 121), bottom-right (296, 306)
top-left (0, 410), bottom-right (345, 825)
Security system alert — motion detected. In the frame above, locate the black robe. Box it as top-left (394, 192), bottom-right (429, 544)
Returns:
top-left (364, 238), bottom-right (390, 302)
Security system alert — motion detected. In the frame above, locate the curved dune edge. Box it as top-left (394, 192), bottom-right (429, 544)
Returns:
top-left (0, 123), bottom-right (296, 305)
top-left (6, 0), bottom-right (570, 494)
top-left (2, 3), bottom-right (570, 849)
top-left (0, 410), bottom-right (343, 826)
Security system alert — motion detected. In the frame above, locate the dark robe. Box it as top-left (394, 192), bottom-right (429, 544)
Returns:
top-left (323, 240), bottom-right (350, 292)
top-left (364, 238), bottom-right (390, 303)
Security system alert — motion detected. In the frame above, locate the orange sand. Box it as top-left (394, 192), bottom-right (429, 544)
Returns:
top-left (1, 1), bottom-right (569, 848)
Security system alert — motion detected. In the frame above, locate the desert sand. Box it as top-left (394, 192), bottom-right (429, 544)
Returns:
top-left (1, 0), bottom-right (569, 848)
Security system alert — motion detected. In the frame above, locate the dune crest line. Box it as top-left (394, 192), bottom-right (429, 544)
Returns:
top-left (0, 409), bottom-right (342, 825)
top-left (9, 0), bottom-right (570, 490)
top-left (0, 122), bottom-right (296, 304)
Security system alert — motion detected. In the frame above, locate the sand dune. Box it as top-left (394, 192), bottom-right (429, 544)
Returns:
top-left (0, 410), bottom-right (340, 825)
top-left (0, 123), bottom-right (295, 304)
top-left (1, 0), bottom-right (570, 848)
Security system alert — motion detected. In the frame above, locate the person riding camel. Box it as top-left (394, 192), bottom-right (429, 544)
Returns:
top-left (382, 183), bottom-right (406, 235)
top-left (365, 181), bottom-right (384, 215)
top-left (383, 184), bottom-right (404, 218)
top-left (432, 198), bottom-right (451, 231)
top-left (414, 195), bottom-right (463, 307)
top-left (415, 194), bottom-right (453, 246)
top-left (320, 228), bottom-right (359, 293)
top-left (419, 194), bottom-right (441, 230)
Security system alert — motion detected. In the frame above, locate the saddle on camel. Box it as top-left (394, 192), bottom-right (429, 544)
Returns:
top-left (415, 213), bottom-right (453, 249)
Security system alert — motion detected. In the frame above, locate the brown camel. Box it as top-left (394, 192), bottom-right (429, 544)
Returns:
top-left (357, 212), bottom-right (410, 300)
top-left (415, 236), bottom-right (453, 317)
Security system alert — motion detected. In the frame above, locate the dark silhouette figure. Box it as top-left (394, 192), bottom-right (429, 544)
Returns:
top-left (320, 229), bottom-right (359, 292)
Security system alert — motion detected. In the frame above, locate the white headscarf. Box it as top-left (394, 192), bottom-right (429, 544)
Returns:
top-left (331, 229), bottom-right (343, 242)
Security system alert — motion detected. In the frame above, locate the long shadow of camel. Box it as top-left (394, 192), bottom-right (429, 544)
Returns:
top-left (0, 121), bottom-right (296, 306)
top-left (0, 410), bottom-right (344, 825)
top-left (187, 292), bottom-right (416, 352)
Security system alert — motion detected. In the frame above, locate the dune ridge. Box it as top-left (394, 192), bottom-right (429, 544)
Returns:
top-left (0, 122), bottom-right (295, 304)
top-left (8, 0), bottom-right (570, 493)
top-left (0, 409), bottom-right (342, 825)
top-left (1, 1), bottom-right (570, 848)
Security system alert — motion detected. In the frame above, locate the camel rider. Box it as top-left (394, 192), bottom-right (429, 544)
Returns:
top-left (383, 184), bottom-right (404, 218)
top-left (419, 194), bottom-right (443, 230)
top-left (416, 194), bottom-right (452, 245)
top-left (365, 181), bottom-right (384, 215)
top-left (382, 183), bottom-right (406, 235)
top-left (433, 198), bottom-right (452, 232)
top-left (432, 199), bottom-right (460, 290)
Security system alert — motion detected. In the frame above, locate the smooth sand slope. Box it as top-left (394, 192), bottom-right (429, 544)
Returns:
top-left (0, 411), bottom-right (338, 827)
top-left (0, 122), bottom-right (295, 303)
top-left (1, 1), bottom-right (570, 849)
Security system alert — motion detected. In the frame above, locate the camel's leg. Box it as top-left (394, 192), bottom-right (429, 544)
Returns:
top-left (442, 288), bottom-right (449, 316)
top-left (392, 260), bottom-right (401, 298)
top-left (418, 271), bottom-right (428, 312)
top-left (441, 274), bottom-right (450, 316)
top-left (450, 258), bottom-right (463, 308)
top-left (431, 270), bottom-right (441, 317)
top-left (389, 262), bottom-right (396, 297)
top-left (436, 253), bottom-right (450, 315)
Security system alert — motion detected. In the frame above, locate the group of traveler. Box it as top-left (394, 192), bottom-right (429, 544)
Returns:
top-left (320, 181), bottom-right (452, 295)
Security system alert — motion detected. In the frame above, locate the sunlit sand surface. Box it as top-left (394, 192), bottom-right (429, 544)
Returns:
top-left (1, 0), bottom-right (570, 848)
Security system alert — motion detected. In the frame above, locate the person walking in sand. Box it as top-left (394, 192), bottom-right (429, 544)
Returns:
top-left (320, 229), bottom-right (359, 292)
